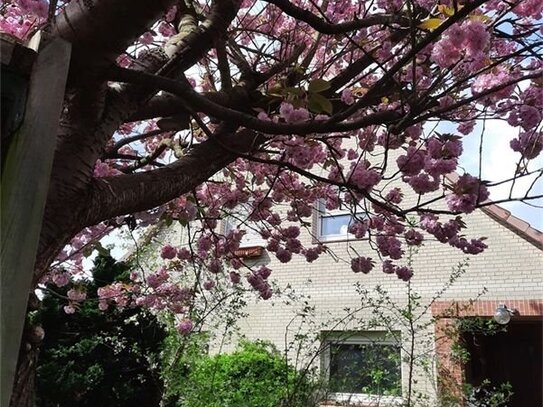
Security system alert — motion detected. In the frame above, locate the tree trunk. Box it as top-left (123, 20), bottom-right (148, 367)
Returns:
top-left (10, 343), bottom-right (39, 407)
top-left (10, 297), bottom-right (43, 407)
top-left (7, 0), bottom-right (245, 403)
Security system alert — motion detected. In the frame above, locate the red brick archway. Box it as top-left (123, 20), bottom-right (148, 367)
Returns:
top-left (431, 300), bottom-right (543, 404)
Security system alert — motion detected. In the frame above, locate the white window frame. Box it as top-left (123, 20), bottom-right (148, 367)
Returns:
top-left (222, 203), bottom-right (266, 248)
top-left (316, 200), bottom-right (365, 242)
top-left (321, 331), bottom-right (404, 406)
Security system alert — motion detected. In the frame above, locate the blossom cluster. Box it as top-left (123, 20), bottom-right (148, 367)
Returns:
top-left (397, 136), bottom-right (463, 195)
top-left (30, 0), bottom-right (542, 326)
top-left (431, 20), bottom-right (490, 72)
top-left (0, 1), bottom-right (47, 40)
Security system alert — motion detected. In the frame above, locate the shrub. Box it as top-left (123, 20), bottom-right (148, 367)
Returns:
top-left (35, 255), bottom-right (166, 407)
top-left (179, 340), bottom-right (315, 407)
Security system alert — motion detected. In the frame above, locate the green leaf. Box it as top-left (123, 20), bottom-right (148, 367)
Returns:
top-left (82, 246), bottom-right (94, 258)
top-left (161, 214), bottom-right (173, 227)
top-left (308, 93), bottom-right (333, 114)
top-left (94, 242), bottom-right (110, 257)
top-left (284, 87), bottom-right (304, 96)
top-left (308, 79), bottom-right (331, 93)
top-left (418, 18), bottom-right (443, 30)
top-left (291, 98), bottom-right (305, 108)
top-left (437, 4), bottom-right (459, 16)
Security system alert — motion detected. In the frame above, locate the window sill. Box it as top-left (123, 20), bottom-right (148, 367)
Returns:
top-left (314, 235), bottom-right (368, 244)
top-left (233, 245), bottom-right (264, 258)
top-left (321, 393), bottom-right (403, 407)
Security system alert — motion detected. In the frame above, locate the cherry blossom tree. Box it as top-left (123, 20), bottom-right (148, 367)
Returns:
top-left (1, 0), bottom-right (542, 404)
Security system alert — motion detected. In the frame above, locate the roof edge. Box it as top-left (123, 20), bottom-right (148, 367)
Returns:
top-left (480, 204), bottom-right (543, 250)
top-left (446, 173), bottom-right (542, 250)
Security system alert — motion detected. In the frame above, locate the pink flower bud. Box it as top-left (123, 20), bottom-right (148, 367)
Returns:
top-left (161, 245), bottom-right (177, 259)
top-left (177, 319), bottom-right (193, 335)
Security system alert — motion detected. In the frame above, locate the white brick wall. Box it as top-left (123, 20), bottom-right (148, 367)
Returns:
top-left (151, 144), bottom-right (542, 405)
top-left (200, 206), bottom-right (542, 405)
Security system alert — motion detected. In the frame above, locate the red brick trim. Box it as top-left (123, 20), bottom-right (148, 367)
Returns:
top-left (481, 205), bottom-right (543, 250)
top-left (431, 300), bottom-right (543, 404)
top-left (431, 299), bottom-right (543, 318)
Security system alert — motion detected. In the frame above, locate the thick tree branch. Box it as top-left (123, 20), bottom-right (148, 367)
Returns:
top-left (264, 0), bottom-right (408, 34)
top-left (128, 94), bottom-right (187, 121)
top-left (84, 128), bottom-right (263, 225)
top-left (215, 38), bottom-right (232, 90)
top-left (109, 65), bottom-right (403, 134)
top-left (37, 83), bottom-right (107, 277)
top-left (36, 0), bottom-right (243, 280)
top-left (127, 88), bottom-right (260, 123)
top-left (107, 129), bottom-right (169, 154)
top-left (51, 0), bottom-right (175, 78)
top-left (100, 0), bottom-right (243, 142)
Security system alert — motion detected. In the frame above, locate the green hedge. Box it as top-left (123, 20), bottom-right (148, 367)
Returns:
top-left (179, 341), bottom-right (314, 407)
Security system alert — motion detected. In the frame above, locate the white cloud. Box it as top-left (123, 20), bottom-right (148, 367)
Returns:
top-left (426, 118), bottom-right (542, 230)
top-left (459, 119), bottom-right (543, 230)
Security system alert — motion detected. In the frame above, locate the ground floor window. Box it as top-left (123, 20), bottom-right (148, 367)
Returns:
top-left (322, 331), bottom-right (402, 403)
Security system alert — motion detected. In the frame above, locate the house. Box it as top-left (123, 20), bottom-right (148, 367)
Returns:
top-left (149, 193), bottom-right (542, 407)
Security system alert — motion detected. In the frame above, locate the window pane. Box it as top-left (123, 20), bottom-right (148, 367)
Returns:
top-left (321, 214), bottom-right (352, 236)
top-left (223, 204), bottom-right (265, 247)
top-left (224, 217), bottom-right (235, 235)
top-left (329, 342), bottom-right (401, 396)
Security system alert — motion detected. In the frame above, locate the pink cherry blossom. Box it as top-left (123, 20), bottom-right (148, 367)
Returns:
top-left (348, 221), bottom-right (369, 239)
top-left (385, 188), bottom-right (403, 204)
top-left (404, 229), bottom-right (424, 246)
top-left (229, 271), bottom-right (241, 284)
top-left (397, 147), bottom-right (426, 176)
top-left (341, 89), bottom-right (355, 105)
top-left (257, 266), bottom-right (272, 280)
top-left (63, 305), bottom-right (76, 315)
top-left (161, 245), bottom-right (177, 259)
top-left (395, 266), bottom-right (414, 281)
top-left (446, 174), bottom-right (490, 213)
top-left (376, 236), bottom-right (403, 259)
top-left (351, 257), bottom-right (374, 274)
top-left (275, 247), bottom-right (292, 263)
top-left (279, 103), bottom-right (310, 123)
top-left (510, 132), bottom-right (543, 160)
top-left (382, 260), bottom-right (395, 274)
top-left (67, 288), bottom-right (86, 302)
top-left (203, 280), bottom-right (215, 290)
top-left (52, 272), bottom-right (70, 288)
top-left (176, 319), bottom-right (194, 335)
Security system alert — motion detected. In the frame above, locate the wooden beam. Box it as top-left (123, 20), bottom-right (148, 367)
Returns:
top-left (1, 34), bottom-right (71, 406)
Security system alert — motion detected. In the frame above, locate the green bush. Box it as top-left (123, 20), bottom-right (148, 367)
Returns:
top-left (179, 341), bottom-right (315, 407)
top-left (35, 255), bottom-right (166, 407)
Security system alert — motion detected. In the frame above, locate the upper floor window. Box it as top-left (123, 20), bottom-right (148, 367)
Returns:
top-left (223, 203), bottom-right (266, 248)
top-left (322, 331), bottom-right (402, 405)
top-left (317, 200), bottom-right (364, 241)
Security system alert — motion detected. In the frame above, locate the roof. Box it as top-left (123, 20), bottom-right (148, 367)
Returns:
top-left (481, 203), bottom-right (543, 250)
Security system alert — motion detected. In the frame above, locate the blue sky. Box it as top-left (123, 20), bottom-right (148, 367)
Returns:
top-left (459, 119), bottom-right (543, 231)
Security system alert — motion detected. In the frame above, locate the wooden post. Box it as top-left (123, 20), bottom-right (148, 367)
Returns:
top-left (1, 33), bottom-right (71, 406)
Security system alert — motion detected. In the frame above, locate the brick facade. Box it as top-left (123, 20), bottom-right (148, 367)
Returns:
top-left (155, 190), bottom-right (542, 405)
top-left (213, 205), bottom-right (542, 405)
